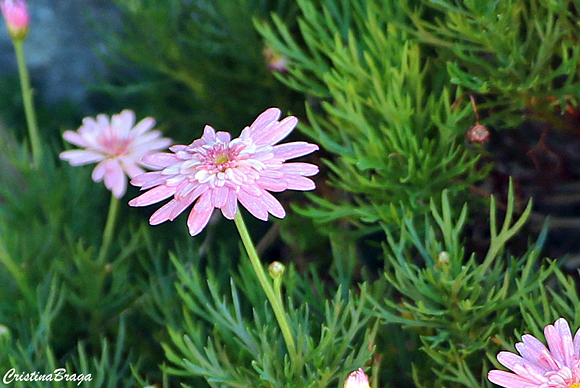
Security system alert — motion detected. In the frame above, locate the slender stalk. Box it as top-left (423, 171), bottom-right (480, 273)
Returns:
top-left (234, 211), bottom-right (296, 360)
top-left (98, 194), bottom-right (120, 264)
top-left (272, 270), bottom-right (284, 308)
top-left (0, 237), bottom-right (34, 305)
top-left (13, 40), bottom-right (42, 167)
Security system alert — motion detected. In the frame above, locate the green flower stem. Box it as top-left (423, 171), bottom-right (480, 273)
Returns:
top-left (97, 194), bottom-right (120, 264)
top-left (234, 211), bottom-right (296, 360)
top-left (272, 272), bottom-right (283, 307)
top-left (0, 237), bottom-right (34, 305)
top-left (14, 40), bottom-right (42, 167)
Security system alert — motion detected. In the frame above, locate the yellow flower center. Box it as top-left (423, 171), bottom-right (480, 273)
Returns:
top-left (215, 155), bottom-right (229, 164)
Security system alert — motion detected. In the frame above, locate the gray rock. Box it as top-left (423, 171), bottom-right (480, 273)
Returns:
top-left (0, 0), bottom-right (118, 107)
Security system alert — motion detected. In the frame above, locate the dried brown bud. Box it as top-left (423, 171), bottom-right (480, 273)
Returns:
top-left (467, 124), bottom-right (490, 144)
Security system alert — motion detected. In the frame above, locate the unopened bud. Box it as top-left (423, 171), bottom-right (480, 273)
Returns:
top-left (436, 251), bottom-right (451, 267)
top-left (344, 368), bottom-right (370, 388)
top-left (0, 324), bottom-right (11, 347)
top-left (1, 0), bottom-right (29, 41)
top-left (263, 46), bottom-right (288, 73)
top-left (467, 123), bottom-right (490, 144)
top-left (268, 261), bottom-right (285, 280)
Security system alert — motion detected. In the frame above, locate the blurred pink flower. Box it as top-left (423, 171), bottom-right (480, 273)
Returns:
top-left (488, 318), bottom-right (580, 388)
top-left (344, 368), bottom-right (370, 388)
top-left (60, 110), bottom-right (172, 198)
top-left (1, 0), bottom-right (29, 41)
top-left (129, 107), bottom-right (319, 236)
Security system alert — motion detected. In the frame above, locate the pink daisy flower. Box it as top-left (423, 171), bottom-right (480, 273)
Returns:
top-left (128, 107), bottom-right (319, 236)
top-left (488, 318), bottom-right (580, 388)
top-left (1, 0), bottom-right (29, 41)
top-left (344, 368), bottom-right (370, 388)
top-left (60, 110), bottom-right (172, 198)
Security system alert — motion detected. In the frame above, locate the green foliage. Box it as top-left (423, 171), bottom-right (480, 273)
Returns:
top-left (371, 181), bottom-right (552, 387)
top-left (2, 0), bottom-right (580, 387)
top-left (256, 0), bottom-right (488, 231)
top-left (405, 0), bottom-right (580, 127)
top-left (97, 0), bottom-right (302, 141)
top-left (161, 254), bottom-right (373, 388)
top-left (0, 135), bottom-right (167, 384)
top-left (0, 277), bottom-right (135, 388)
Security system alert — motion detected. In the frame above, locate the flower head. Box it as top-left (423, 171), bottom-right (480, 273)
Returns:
top-left (488, 318), bottom-right (580, 388)
top-left (60, 110), bottom-right (172, 198)
top-left (344, 368), bottom-right (370, 388)
top-left (129, 107), bottom-right (319, 236)
top-left (1, 0), bottom-right (29, 41)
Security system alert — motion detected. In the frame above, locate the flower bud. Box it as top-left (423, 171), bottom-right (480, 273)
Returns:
top-left (268, 261), bottom-right (285, 280)
top-left (436, 251), bottom-right (451, 267)
top-left (1, 0), bottom-right (29, 41)
top-left (466, 123), bottom-right (490, 144)
top-left (263, 46), bottom-right (288, 73)
top-left (0, 324), bottom-right (11, 348)
top-left (344, 368), bottom-right (370, 388)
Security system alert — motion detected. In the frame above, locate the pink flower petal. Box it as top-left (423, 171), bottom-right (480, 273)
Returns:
top-left (170, 186), bottom-right (207, 220)
top-left (237, 190), bottom-right (269, 221)
top-left (488, 370), bottom-right (534, 388)
top-left (574, 327), bottom-right (580, 357)
top-left (200, 125), bottom-right (217, 144)
top-left (545, 322), bottom-right (568, 367)
top-left (253, 115), bottom-right (297, 146)
top-left (216, 131), bottom-right (231, 144)
top-left (273, 142), bottom-right (319, 160)
top-left (60, 149), bottom-right (104, 165)
top-left (497, 352), bottom-right (527, 370)
top-left (96, 114), bottom-right (110, 128)
top-left (142, 152), bottom-right (182, 168)
top-left (554, 318), bottom-right (575, 366)
top-left (259, 189), bottom-right (286, 218)
top-left (285, 175), bottom-right (316, 190)
top-left (131, 171), bottom-right (168, 189)
top-left (515, 335), bottom-right (555, 371)
top-left (62, 130), bottom-right (91, 148)
top-left (187, 208), bottom-right (214, 236)
top-left (282, 162), bottom-right (319, 176)
top-left (248, 107), bottom-right (280, 135)
top-left (193, 191), bottom-right (213, 213)
top-left (241, 184), bottom-right (262, 197)
top-left (129, 185), bottom-right (176, 207)
top-left (120, 160), bottom-right (145, 178)
top-left (102, 160), bottom-right (127, 198)
top-left (256, 176), bottom-right (288, 192)
top-left (131, 117), bottom-right (156, 137)
top-left (220, 188), bottom-right (237, 220)
top-left (149, 199), bottom-right (179, 225)
top-left (211, 186), bottom-right (229, 208)
top-left (92, 161), bottom-right (107, 182)
top-left (111, 110), bottom-right (135, 137)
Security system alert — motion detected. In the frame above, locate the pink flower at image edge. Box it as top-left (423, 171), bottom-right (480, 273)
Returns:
top-left (1, 0), bottom-right (29, 40)
top-left (129, 107), bottom-right (319, 236)
top-left (488, 318), bottom-right (580, 388)
top-left (60, 110), bottom-right (172, 198)
top-left (344, 368), bottom-right (370, 388)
